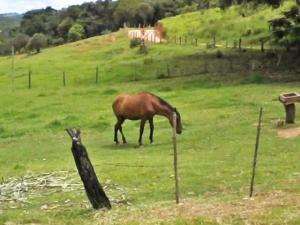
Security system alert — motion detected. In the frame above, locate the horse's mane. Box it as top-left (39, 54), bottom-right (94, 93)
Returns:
top-left (150, 93), bottom-right (174, 111)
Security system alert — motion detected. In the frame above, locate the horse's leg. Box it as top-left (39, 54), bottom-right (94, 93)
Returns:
top-left (114, 117), bottom-right (124, 144)
top-left (114, 120), bottom-right (120, 144)
top-left (119, 119), bottom-right (127, 144)
top-left (138, 119), bottom-right (146, 146)
top-left (149, 117), bottom-right (154, 143)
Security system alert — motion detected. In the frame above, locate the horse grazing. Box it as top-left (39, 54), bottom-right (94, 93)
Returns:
top-left (112, 92), bottom-right (182, 145)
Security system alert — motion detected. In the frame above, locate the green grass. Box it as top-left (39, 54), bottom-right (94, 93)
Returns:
top-left (0, 10), bottom-right (299, 224)
top-left (162, 1), bottom-right (296, 44)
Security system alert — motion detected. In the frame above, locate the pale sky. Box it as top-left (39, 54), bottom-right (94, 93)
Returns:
top-left (0, 0), bottom-right (96, 14)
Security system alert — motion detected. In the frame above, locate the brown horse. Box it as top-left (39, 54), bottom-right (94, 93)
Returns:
top-left (112, 92), bottom-right (182, 145)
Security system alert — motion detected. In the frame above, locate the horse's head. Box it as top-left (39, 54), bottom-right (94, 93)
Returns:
top-left (173, 108), bottom-right (182, 134)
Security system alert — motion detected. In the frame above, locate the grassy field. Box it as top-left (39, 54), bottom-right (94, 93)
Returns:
top-left (0, 13), bottom-right (300, 225)
top-left (162, 1), bottom-right (296, 44)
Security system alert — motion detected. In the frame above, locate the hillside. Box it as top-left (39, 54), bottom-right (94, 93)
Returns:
top-left (0, 4), bottom-right (300, 225)
top-left (162, 1), bottom-right (296, 44)
top-left (0, 13), bottom-right (22, 30)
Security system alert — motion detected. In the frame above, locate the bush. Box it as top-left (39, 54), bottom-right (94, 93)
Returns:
top-left (13, 34), bottom-right (29, 53)
top-left (130, 38), bottom-right (141, 48)
top-left (51, 37), bottom-right (65, 46)
top-left (26, 33), bottom-right (47, 53)
top-left (68, 24), bottom-right (85, 42)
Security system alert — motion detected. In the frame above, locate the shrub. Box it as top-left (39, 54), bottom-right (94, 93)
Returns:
top-left (13, 34), bottom-right (29, 53)
top-left (130, 38), bottom-right (141, 48)
top-left (51, 37), bottom-right (65, 46)
top-left (26, 33), bottom-right (47, 53)
top-left (68, 24), bottom-right (85, 42)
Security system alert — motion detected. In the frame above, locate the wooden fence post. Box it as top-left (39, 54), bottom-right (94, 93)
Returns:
top-left (179, 37), bottom-right (182, 45)
top-left (63, 71), bottom-right (66, 87)
top-left (239, 38), bottom-right (242, 51)
top-left (249, 107), bottom-right (263, 197)
top-left (260, 40), bottom-right (265, 52)
top-left (28, 70), bottom-right (31, 89)
top-left (213, 35), bottom-right (216, 48)
top-left (96, 66), bottom-right (99, 84)
top-left (66, 129), bottom-right (111, 210)
top-left (167, 64), bottom-right (170, 77)
top-left (172, 113), bottom-right (180, 204)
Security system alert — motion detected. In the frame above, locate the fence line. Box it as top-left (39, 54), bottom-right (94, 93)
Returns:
top-left (4, 55), bottom-right (298, 91)
top-left (166, 35), bottom-right (268, 52)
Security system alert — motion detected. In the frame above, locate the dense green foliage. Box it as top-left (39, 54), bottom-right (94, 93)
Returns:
top-left (162, 1), bottom-right (297, 46)
top-left (269, 4), bottom-right (300, 52)
top-left (68, 24), bottom-right (85, 42)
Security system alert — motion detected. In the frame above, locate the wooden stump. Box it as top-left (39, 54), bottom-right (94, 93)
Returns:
top-left (66, 129), bottom-right (111, 210)
top-left (284, 104), bottom-right (296, 124)
top-left (279, 93), bottom-right (300, 124)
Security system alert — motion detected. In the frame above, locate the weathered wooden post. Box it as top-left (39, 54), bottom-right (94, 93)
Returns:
top-left (28, 70), bottom-right (31, 89)
top-left (96, 66), bottom-right (99, 84)
top-left (284, 104), bottom-right (296, 123)
top-left (172, 113), bottom-right (180, 204)
top-left (66, 129), bottom-right (111, 210)
top-left (279, 93), bottom-right (300, 124)
top-left (63, 71), bottom-right (66, 87)
top-left (239, 38), bottom-right (242, 51)
top-left (249, 107), bottom-right (263, 197)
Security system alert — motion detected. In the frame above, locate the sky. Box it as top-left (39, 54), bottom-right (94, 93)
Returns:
top-left (0, 0), bottom-right (96, 14)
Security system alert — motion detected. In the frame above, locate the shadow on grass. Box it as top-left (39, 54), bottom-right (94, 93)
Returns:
top-left (101, 141), bottom-right (168, 151)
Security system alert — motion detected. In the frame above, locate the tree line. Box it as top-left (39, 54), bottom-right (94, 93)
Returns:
top-left (0, 0), bottom-right (291, 55)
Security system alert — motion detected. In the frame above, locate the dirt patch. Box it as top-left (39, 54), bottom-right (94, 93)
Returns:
top-left (278, 127), bottom-right (300, 138)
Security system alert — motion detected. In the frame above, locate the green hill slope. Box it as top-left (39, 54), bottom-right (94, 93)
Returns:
top-left (162, 1), bottom-right (296, 43)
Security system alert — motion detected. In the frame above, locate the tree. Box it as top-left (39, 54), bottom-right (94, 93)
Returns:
top-left (26, 33), bottom-right (47, 53)
top-left (13, 33), bottom-right (29, 53)
top-left (68, 24), bottom-right (85, 42)
top-left (137, 3), bottom-right (154, 25)
top-left (269, 5), bottom-right (300, 53)
top-left (57, 17), bottom-right (74, 39)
